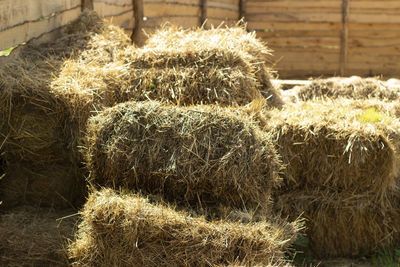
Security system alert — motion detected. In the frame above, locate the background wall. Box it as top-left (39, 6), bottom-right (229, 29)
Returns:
top-left (0, 0), bottom-right (399, 79)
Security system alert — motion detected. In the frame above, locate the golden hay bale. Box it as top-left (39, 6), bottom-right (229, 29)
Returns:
top-left (84, 101), bottom-right (283, 215)
top-left (265, 100), bottom-right (399, 199)
top-left (297, 76), bottom-right (400, 101)
top-left (143, 25), bottom-right (283, 108)
top-left (274, 189), bottom-right (400, 258)
top-left (0, 11), bottom-right (130, 208)
top-left (0, 206), bottom-right (77, 266)
top-left (68, 189), bottom-right (299, 266)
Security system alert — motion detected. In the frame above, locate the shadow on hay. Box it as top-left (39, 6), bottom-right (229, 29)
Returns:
top-left (0, 11), bottom-right (128, 209)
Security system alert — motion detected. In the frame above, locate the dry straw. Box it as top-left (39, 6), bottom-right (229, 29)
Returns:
top-left (265, 99), bottom-right (399, 199)
top-left (0, 11), bottom-right (130, 208)
top-left (0, 206), bottom-right (77, 265)
top-left (69, 189), bottom-right (300, 266)
top-left (143, 25), bottom-right (283, 108)
top-left (297, 76), bottom-right (400, 101)
top-left (84, 101), bottom-right (283, 216)
top-left (275, 189), bottom-right (400, 257)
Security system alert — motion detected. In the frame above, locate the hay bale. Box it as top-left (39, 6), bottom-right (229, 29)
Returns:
top-left (265, 100), bottom-right (399, 198)
top-left (143, 25), bottom-right (283, 108)
top-left (274, 189), bottom-right (400, 258)
top-left (0, 206), bottom-right (77, 266)
top-left (84, 101), bottom-right (282, 215)
top-left (0, 11), bottom-right (130, 208)
top-left (297, 76), bottom-right (400, 101)
top-left (68, 189), bottom-right (299, 266)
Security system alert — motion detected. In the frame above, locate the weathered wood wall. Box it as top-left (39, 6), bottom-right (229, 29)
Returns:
top-left (93, 0), bottom-right (134, 31)
top-left (246, 0), bottom-right (400, 78)
top-left (346, 0), bottom-right (400, 77)
top-left (247, 0), bottom-right (342, 78)
top-left (0, 0), bottom-right (81, 51)
top-left (1, 0), bottom-right (399, 78)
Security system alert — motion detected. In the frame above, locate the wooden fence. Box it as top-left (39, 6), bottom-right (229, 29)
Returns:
top-left (0, 0), bottom-right (399, 78)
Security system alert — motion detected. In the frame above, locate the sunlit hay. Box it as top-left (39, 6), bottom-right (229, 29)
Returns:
top-left (0, 11), bottom-right (130, 208)
top-left (68, 189), bottom-right (300, 266)
top-left (143, 25), bottom-right (283, 108)
top-left (274, 189), bottom-right (400, 258)
top-left (83, 101), bottom-right (283, 216)
top-left (119, 45), bottom-right (263, 106)
top-left (265, 100), bottom-right (399, 199)
top-left (0, 206), bottom-right (77, 266)
top-left (297, 76), bottom-right (400, 101)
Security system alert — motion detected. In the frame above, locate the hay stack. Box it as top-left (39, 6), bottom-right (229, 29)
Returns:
top-left (0, 206), bottom-right (76, 266)
top-left (0, 11), bottom-right (130, 208)
top-left (297, 76), bottom-right (400, 101)
top-left (275, 189), bottom-right (400, 257)
top-left (84, 101), bottom-right (282, 216)
top-left (265, 100), bottom-right (399, 198)
top-left (144, 25), bottom-right (283, 108)
top-left (68, 189), bottom-right (299, 266)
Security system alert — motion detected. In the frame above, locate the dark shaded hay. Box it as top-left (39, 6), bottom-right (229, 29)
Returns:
top-left (68, 189), bottom-right (299, 266)
top-left (0, 12), bottom-right (131, 208)
top-left (84, 101), bottom-right (283, 216)
top-left (1, 163), bottom-right (79, 209)
top-left (274, 189), bottom-right (400, 258)
top-left (0, 206), bottom-right (77, 266)
top-left (297, 76), bottom-right (400, 101)
top-left (265, 100), bottom-right (398, 199)
top-left (144, 25), bottom-right (283, 108)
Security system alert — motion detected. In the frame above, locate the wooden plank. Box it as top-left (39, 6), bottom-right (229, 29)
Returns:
top-left (339, 0), bottom-right (349, 76)
top-left (82, 0), bottom-right (94, 10)
top-left (93, 2), bottom-right (132, 16)
top-left (259, 36), bottom-right (340, 48)
top-left (144, 4), bottom-right (199, 17)
top-left (0, 7), bottom-right (81, 51)
top-left (0, 0), bottom-right (81, 31)
top-left (207, 7), bottom-right (238, 19)
top-left (257, 29), bottom-right (340, 38)
top-left (250, 21), bottom-right (341, 31)
top-left (201, 0), bottom-right (208, 26)
top-left (104, 9), bottom-right (134, 29)
top-left (247, 13), bottom-right (341, 23)
top-left (239, 0), bottom-right (246, 21)
top-left (144, 16), bottom-right (199, 28)
top-left (133, 0), bottom-right (144, 45)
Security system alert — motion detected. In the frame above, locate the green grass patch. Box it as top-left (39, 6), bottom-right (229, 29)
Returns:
top-left (358, 107), bottom-right (384, 123)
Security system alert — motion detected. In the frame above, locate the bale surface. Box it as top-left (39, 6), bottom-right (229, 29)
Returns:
top-left (0, 206), bottom-right (77, 266)
top-left (84, 101), bottom-right (282, 215)
top-left (69, 189), bottom-right (299, 266)
top-left (297, 76), bottom-right (400, 101)
top-left (274, 189), bottom-right (400, 258)
top-left (265, 100), bottom-right (398, 198)
top-left (143, 25), bottom-right (283, 108)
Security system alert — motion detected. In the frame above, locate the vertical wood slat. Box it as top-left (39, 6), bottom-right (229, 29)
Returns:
top-left (239, 0), bottom-right (246, 21)
top-left (201, 0), bottom-right (208, 27)
top-left (82, 0), bottom-right (94, 10)
top-left (132, 0), bottom-right (144, 45)
top-left (339, 0), bottom-right (349, 76)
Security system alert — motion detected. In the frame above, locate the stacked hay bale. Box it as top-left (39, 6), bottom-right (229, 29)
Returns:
top-left (69, 188), bottom-right (299, 266)
top-left (0, 12), bottom-right (132, 208)
top-left (0, 206), bottom-right (77, 265)
top-left (83, 101), bottom-right (282, 218)
top-left (267, 99), bottom-right (400, 257)
top-left (1, 11), bottom-right (294, 265)
top-left (296, 76), bottom-right (400, 101)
